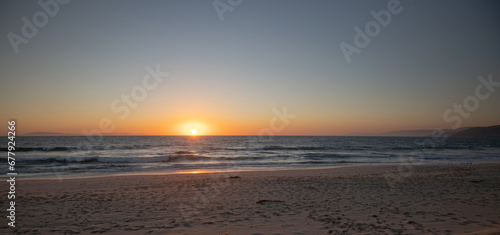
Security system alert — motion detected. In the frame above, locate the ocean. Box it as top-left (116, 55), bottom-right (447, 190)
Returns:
top-left (3, 136), bottom-right (500, 178)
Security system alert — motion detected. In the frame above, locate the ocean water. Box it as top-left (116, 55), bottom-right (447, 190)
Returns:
top-left (2, 136), bottom-right (500, 178)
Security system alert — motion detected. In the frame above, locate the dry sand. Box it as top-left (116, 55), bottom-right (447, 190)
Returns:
top-left (2, 163), bottom-right (500, 234)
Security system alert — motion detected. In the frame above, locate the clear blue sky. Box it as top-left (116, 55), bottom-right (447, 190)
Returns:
top-left (1, 0), bottom-right (499, 135)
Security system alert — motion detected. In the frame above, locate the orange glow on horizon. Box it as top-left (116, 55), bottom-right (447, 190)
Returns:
top-left (177, 120), bottom-right (210, 136)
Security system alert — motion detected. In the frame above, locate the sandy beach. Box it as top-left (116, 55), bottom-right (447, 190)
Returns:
top-left (2, 163), bottom-right (500, 234)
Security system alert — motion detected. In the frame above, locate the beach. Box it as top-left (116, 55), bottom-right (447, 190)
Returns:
top-left (3, 163), bottom-right (500, 234)
top-left (3, 1), bottom-right (500, 234)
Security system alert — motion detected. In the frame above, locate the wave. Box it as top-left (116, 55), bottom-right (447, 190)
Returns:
top-left (298, 160), bottom-right (355, 164)
top-left (16, 154), bottom-right (214, 165)
top-left (174, 151), bottom-right (196, 154)
top-left (262, 145), bottom-right (333, 151)
top-left (301, 153), bottom-right (351, 160)
top-left (216, 155), bottom-right (293, 161)
top-left (0, 144), bottom-right (155, 152)
top-left (390, 145), bottom-right (482, 151)
top-left (159, 155), bottom-right (210, 162)
top-left (17, 157), bottom-right (101, 165)
top-left (10, 152), bottom-right (425, 166)
top-left (1, 147), bottom-right (77, 152)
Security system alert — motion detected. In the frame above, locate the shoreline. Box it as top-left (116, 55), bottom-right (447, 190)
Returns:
top-left (10, 160), bottom-right (494, 181)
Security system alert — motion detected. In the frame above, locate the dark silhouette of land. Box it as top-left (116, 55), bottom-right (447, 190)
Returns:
top-left (450, 125), bottom-right (500, 138)
top-left (350, 125), bottom-right (499, 137)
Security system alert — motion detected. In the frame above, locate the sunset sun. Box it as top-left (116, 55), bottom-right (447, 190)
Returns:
top-left (178, 121), bottom-right (209, 136)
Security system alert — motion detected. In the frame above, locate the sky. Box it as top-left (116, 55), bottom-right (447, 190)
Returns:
top-left (1, 0), bottom-right (499, 136)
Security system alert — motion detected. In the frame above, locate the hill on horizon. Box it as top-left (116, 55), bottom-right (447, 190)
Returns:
top-left (350, 125), bottom-right (499, 138)
top-left (450, 125), bottom-right (500, 138)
